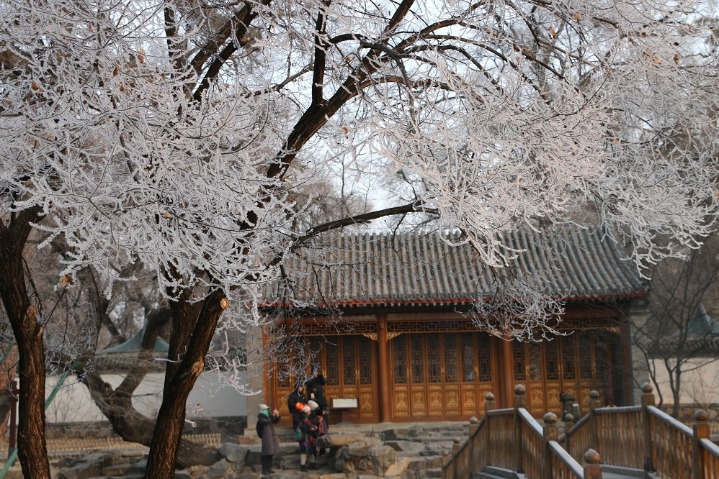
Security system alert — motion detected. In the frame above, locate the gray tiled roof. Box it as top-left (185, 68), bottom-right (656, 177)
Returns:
top-left (269, 226), bottom-right (647, 309)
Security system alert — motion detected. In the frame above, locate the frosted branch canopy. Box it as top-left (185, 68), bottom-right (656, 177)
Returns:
top-left (0, 0), bottom-right (716, 303)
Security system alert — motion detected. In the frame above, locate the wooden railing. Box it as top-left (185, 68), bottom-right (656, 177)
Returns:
top-left (443, 382), bottom-right (719, 479)
top-left (442, 386), bottom-right (600, 479)
top-left (561, 383), bottom-right (719, 479)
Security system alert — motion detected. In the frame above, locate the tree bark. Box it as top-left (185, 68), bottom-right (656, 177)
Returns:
top-left (145, 289), bottom-right (226, 478)
top-left (78, 306), bottom-right (219, 467)
top-left (82, 367), bottom-right (219, 466)
top-left (0, 208), bottom-right (51, 479)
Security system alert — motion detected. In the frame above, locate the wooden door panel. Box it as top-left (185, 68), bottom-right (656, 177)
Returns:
top-left (427, 384), bottom-right (444, 416)
top-left (545, 384), bottom-right (562, 416)
top-left (527, 382), bottom-right (546, 416)
top-left (389, 332), bottom-right (496, 421)
top-left (461, 386), bottom-right (478, 415)
top-left (444, 386), bottom-right (461, 415)
top-left (411, 385), bottom-right (427, 416)
top-left (358, 386), bottom-right (375, 418)
top-left (393, 384), bottom-right (410, 417)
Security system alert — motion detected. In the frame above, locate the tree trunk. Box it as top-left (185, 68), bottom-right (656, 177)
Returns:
top-left (82, 366), bottom-right (220, 466)
top-left (0, 345), bottom-right (18, 445)
top-left (144, 289), bottom-right (226, 478)
top-left (0, 209), bottom-right (51, 479)
top-left (78, 306), bottom-right (219, 467)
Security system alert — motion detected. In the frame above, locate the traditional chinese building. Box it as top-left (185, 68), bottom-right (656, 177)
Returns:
top-left (262, 227), bottom-right (647, 423)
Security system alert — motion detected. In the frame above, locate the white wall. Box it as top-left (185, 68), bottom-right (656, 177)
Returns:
top-left (44, 371), bottom-right (248, 423)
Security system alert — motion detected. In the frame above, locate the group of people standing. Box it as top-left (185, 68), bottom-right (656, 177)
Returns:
top-left (255, 370), bottom-right (330, 475)
top-left (288, 371), bottom-right (329, 471)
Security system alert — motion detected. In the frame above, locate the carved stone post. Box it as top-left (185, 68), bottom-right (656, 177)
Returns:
top-left (485, 391), bottom-right (496, 413)
top-left (692, 409), bottom-right (709, 479)
top-left (469, 415), bottom-right (480, 436)
top-left (589, 390), bottom-right (602, 413)
top-left (640, 382), bottom-right (655, 472)
top-left (543, 412), bottom-right (558, 479)
top-left (514, 384), bottom-right (526, 473)
top-left (584, 448), bottom-right (603, 479)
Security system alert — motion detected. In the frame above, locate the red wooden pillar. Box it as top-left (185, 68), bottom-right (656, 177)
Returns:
top-left (501, 339), bottom-right (514, 408)
top-left (377, 314), bottom-right (391, 422)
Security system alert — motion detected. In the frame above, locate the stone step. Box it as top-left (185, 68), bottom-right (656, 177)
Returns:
top-left (424, 467), bottom-right (444, 478)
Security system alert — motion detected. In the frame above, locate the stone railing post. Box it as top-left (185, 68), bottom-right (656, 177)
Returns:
top-left (485, 391), bottom-right (496, 413)
top-left (469, 415), bottom-right (480, 436)
top-left (640, 382), bottom-right (655, 472)
top-left (692, 409), bottom-right (709, 479)
top-left (514, 385), bottom-right (526, 473)
top-left (543, 412), bottom-right (558, 479)
top-left (589, 390), bottom-right (602, 414)
top-left (564, 413), bottom-right (575, 431)
top-left (584, 448), bottom-right (603, 479)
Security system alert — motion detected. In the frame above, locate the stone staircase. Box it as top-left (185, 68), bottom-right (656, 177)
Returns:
top-left (47, 421), bottom-right (471, 478)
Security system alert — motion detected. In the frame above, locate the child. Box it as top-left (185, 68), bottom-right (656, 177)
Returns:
top-left (298, 405), bottom-right (319, 471)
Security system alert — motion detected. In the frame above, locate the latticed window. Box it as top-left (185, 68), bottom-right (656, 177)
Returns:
top-left (411, 335), bottom-right (424, 383)
top-left (343, 337), bottom-right (356, 385)
top-left (546, 340), bottom-right (559, 381)
top-left (393, 336), bottom-right (407, 384)
top-left (359, 337), bottom-right (372, 385)
top-left (529, 343), bottom-right (543, 381)
top-left (444, 335), bottom-right (458, 383)
top-left (428, 335), bottom-right (441, 383)
top-left (513, 342), bottom-right (526, 381)
top-left (562, 336), bottom-right (577, 380)
top-left (478, 335), bottom-right (492, 382)
top-left (461, 335), bottom-right (475, 382)
top-left (325, 339), bottom-right (339, 386)
top-left (579, 331), bottom-right (593, 380)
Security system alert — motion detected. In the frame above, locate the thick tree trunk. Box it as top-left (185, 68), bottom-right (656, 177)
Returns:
top-left (0, 209), bottom-right (51, 479)
top-left (14, 319), bottom-right (50, 479)
top-left (0, 345), bottom-right (18, 445)
top-left (78, 307), bottom-right (219, 467)
top-left (144, 289), bottom-right (226, 478)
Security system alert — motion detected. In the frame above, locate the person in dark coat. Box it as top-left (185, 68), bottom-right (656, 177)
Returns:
top-left (305, 370), bottom-right (329, 427)
top-left (298, 405), bottom-right (319, 471)
top-left (287, 383), bottom-right (308, 430)
top-left (256, 403), bottom-right (280, 475)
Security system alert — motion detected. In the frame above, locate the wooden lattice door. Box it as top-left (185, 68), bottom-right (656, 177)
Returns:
top-left (271, 334), bottom-right (378, 424)
top-left (512, 330), bottom-right (617, 417)
top-left (389, 332), bottom-right (494, 420)
top-left (322, 335), bottom-right (377, 422)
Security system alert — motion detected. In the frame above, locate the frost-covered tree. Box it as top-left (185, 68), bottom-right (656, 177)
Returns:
top-left (1, 0), bottom-right (718, 478)
top-left (634, 233), bottom-right (719, 418)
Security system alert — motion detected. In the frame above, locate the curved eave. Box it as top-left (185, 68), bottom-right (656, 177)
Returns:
top-left (260, 289), bottom-right (647, 311)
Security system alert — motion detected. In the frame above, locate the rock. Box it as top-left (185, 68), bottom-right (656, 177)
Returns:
top-left (368, 445), bottom-right (397, 473)
top-left (384, 456), bottom-right (411, 476)
top-left (201, 458), bottom-right (229, 478)
top-left (218, 443), bottom-right (248, 464)
top-left (56, 451), bottom-right (116, 479)
top-left (126, 459), bottom-right (147, 475)
top-left (317, 433), bottom-right (382, 448)
top-left (384, 440), bottom-right (426, 455)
